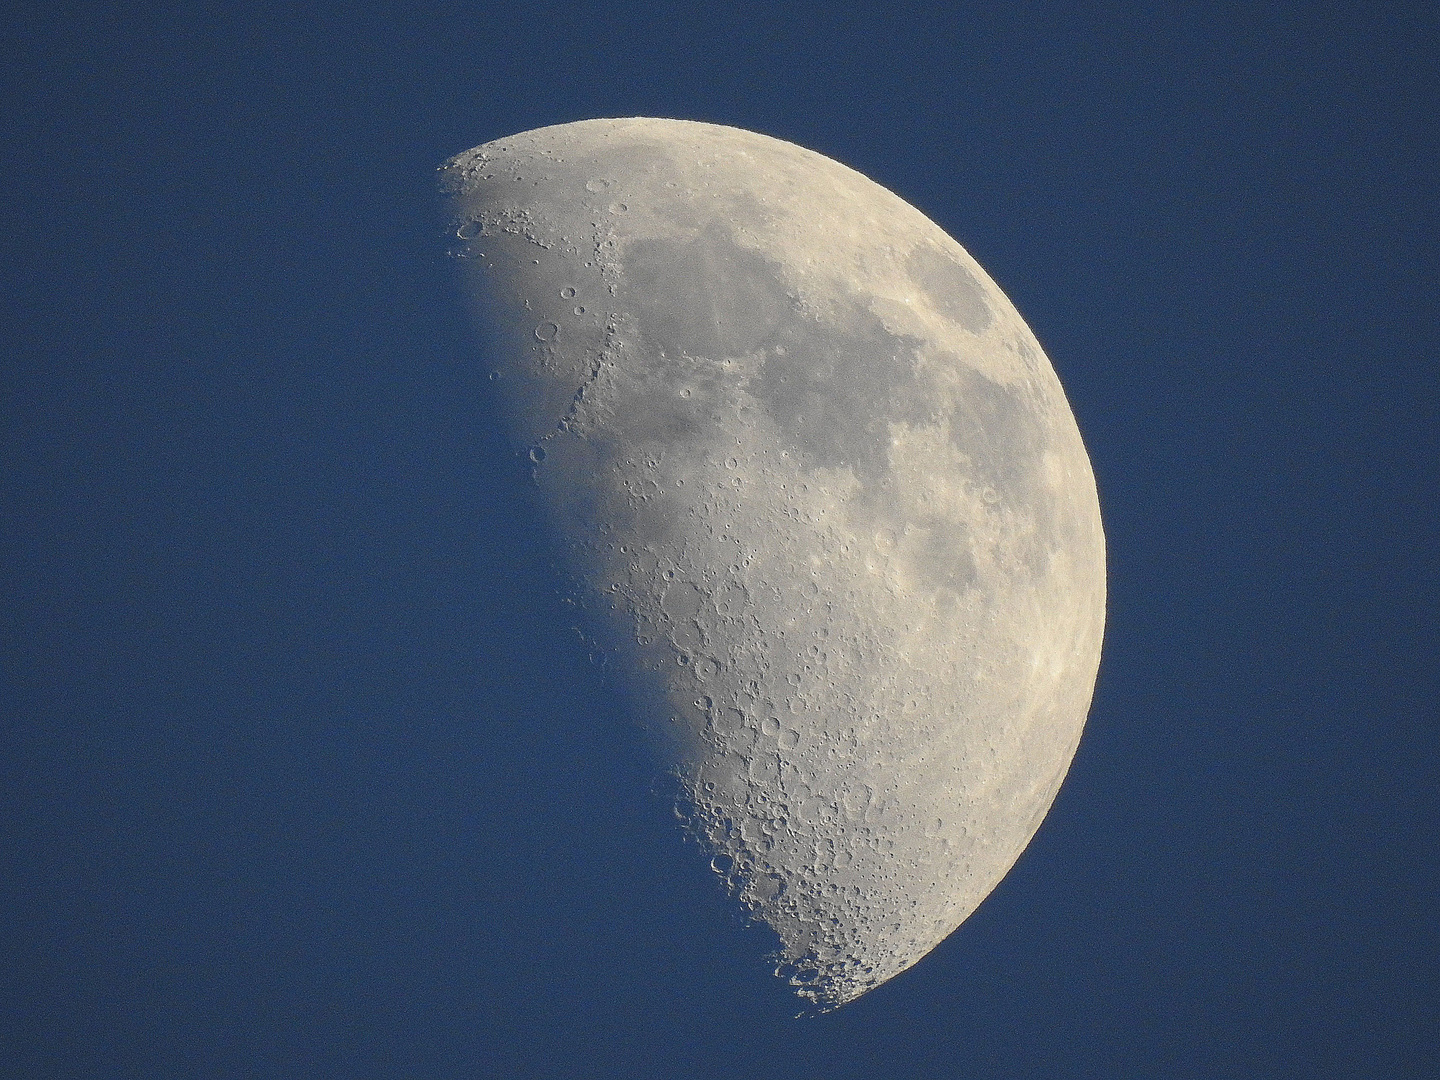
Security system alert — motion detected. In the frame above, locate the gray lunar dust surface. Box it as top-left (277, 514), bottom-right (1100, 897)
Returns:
top-left (439, 118), bottom-right (1105, 1008)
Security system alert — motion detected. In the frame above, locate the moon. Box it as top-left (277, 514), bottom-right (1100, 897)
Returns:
top-left (439, 118), bottom-right (1105, 1009)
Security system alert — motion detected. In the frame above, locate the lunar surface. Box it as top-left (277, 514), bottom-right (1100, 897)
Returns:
top-left (439, 118), bottom-right (1105, 1008)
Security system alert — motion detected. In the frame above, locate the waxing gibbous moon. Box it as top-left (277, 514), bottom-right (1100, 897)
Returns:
top-left (439, 118), bottom-right (1105, 1009)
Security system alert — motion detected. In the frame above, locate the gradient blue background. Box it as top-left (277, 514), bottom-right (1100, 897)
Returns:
top-left (4, 4), bottom-right (1437, 1077)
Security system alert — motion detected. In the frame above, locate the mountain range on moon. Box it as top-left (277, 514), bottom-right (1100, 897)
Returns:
top-left (439, 118), bottom-right (1105, 1009)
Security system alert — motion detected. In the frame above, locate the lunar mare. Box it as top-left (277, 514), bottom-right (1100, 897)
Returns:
top-left (439, 119), bottom-right (1105, 1008)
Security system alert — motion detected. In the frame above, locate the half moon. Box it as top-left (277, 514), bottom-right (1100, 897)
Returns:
top-left (439, 118), bottom-right (1105, 1009)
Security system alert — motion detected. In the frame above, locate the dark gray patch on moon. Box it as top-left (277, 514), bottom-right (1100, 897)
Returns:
top-left (621, 226), bottom-right (797, 360)
top-left (622, 225), bottom-right (936, 482)
top-left (904, 519), bottom-right (980, 593)
top-left (907, 245), bottom-right (994, 333)
top-left (948, 367), bottom-right (1049, 505)
top-left (751, 310), bottom-right (933, 482)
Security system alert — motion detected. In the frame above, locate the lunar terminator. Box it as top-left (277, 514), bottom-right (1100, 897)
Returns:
top-left (440, 118), bottom-right (1105, 1008)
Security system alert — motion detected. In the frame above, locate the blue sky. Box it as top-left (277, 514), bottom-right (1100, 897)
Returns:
top-left (3, 4), bottom-right (1437, 1077)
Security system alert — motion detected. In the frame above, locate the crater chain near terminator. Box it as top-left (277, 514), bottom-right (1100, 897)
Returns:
top-left (439, 118), bottom-right (1105, 1009)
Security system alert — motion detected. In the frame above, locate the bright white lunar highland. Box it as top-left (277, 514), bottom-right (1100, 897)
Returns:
top-left (440, 118), bottom-right (1105, 1008)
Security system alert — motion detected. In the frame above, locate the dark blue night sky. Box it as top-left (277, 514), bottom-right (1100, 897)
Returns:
top-left (4, 4), bottom-right (1437, 1077)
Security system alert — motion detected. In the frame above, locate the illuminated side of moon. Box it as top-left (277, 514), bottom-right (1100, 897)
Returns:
top-left (439, 118), bottom-right (1105, 1008)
